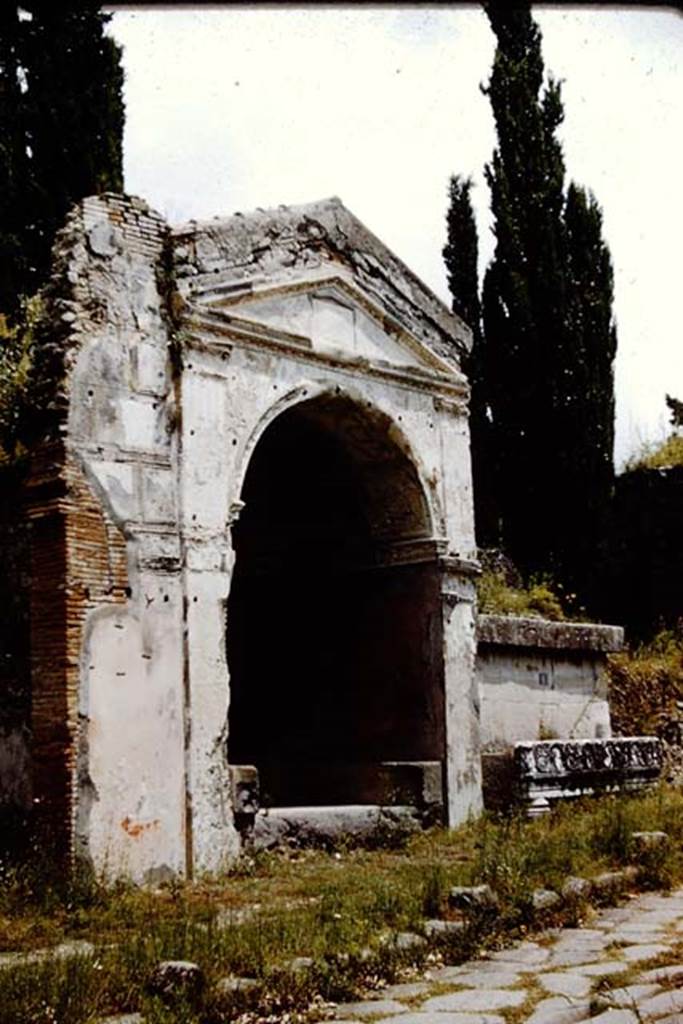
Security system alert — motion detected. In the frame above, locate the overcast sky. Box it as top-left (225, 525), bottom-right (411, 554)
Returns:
top-left (108, 5), bottom-right (682, 467)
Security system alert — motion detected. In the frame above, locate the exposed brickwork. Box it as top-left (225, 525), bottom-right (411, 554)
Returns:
top-left (19, 192), bottom-right (169, 860)
top-left (81, 193), bottom-right (167, 261)
top-left (25, 442), bottom-right (128, 859)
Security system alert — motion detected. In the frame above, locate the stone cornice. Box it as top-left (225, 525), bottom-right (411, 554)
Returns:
top-left (477, 614), bottom-right (624, 653)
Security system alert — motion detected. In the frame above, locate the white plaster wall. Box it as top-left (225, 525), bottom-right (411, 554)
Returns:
top-left (62, 197), bottom-right (482, 880)
top-left (66, 201), bottom-right (188, 882)
top-left (435, 402), bottom-right (481, 824)
top-left (441, 590), bottom-right (482, 824)
top-left (181, 321), bottom-right (482, 855)
top-left (478, 650), bottom-right (612, 748)
top-left (81, 595), bottom-right (186, 881)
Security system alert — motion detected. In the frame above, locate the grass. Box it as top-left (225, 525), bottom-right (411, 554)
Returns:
top-left (1, 788), bottom-right (683, 1022)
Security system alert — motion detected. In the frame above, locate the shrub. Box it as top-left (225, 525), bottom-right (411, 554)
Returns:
top-left (625, 433), bottom-right (683, 472)
top-left (477, 568), bottom-right (566, 621)
top-left (607, 628), bottom-right (683, 736)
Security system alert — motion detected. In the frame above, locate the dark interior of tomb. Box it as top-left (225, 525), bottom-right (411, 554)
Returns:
top-left (226, 395), bottom-right (445, 807)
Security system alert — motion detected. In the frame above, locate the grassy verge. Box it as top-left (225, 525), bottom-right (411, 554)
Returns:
top-left (1, 787), bottom-right (682, 1023)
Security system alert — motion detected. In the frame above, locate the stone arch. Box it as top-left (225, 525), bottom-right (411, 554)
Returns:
top-left (230, 382), bottom-right (437, 539)
top-left (226, 391), bottom-right (446, 809)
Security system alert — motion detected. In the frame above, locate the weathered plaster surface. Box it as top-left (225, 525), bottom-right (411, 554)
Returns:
top-left (23, 193), bottom-right (481, 879)
top-left (477, 615), bottom-right (624, 748)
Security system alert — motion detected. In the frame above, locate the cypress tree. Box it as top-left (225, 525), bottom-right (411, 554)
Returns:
top-left (21, 3), bottom-right (124, 301)
top-left (0, 3), bottom-right (124, 316)
top-left (442, 176), bottom-right (496, 545)
top-left (0, 6), bottom-right (30, 319)
top-left (562, 183), bottom-right (617, 587)
top-left (479, 1), bottom-right (617, 595)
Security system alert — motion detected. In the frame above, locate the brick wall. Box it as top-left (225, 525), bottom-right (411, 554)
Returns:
top-left (25, 442), bottom-right (128, 857)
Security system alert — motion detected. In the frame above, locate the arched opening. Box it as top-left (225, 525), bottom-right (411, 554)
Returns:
top-left (226, 394), bottom-right (445, 809)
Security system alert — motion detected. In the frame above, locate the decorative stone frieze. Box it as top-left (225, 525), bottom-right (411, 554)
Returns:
top-left (514, 737), bottom-right (663, 808)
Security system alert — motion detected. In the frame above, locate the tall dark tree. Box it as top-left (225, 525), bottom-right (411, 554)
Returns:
top-left (0, 3), bottom-right (124, 317)
top-left (562, 183), bottom-right (617, 581)
top-left (443, 176), bottom-right (496, 544)
top-left (477, 1), bottom-right (616, 595)
top-left (0, 6), bottom-right (31, 320)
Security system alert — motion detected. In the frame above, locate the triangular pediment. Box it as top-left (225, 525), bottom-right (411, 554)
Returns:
top-left (201, 275), bottom-right (460, 378)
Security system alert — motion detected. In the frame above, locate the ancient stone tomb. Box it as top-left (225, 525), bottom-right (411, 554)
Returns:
top-left (17, 194), bottom-right (483, 880)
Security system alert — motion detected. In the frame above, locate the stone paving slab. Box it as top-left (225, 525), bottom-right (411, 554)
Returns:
top-left (335, 1000), bottom-right (409, 1019)
top-left (528, 999), bottom-right (589, 1024)
top-left (642, 964), bottom-right (683, 983)
top-left (380, 1015), bottom-right (505, 1024)
top-left (437, 967), bottom-right (523, 989)
top-left (538, 971), bottom-right (593, 998)
top-left (427, 961), bottom-right (517, 983)
top-left (487, 942), bottom-right (550, 965)
top-left (596, 982), bottom-right (660, 1007)
top-left (620, 940), bottom-right (671, 961)
top-left (548, 948), bottom-right (612, 968)
top-left (586, 1010), bottom-right (638, 1024)
top-left (381, 982), bottom-right (434, 1000)
top-left (575, 960), bottom-right (627, 977)
top-left (422, 990), bottom-right (527, 1012)
top-left (525, 996), bottom-right (590, 1024)
top-left (638, 988), bottom-right (683, 1016)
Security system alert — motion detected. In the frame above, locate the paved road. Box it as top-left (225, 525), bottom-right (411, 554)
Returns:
top-left (331, 888), bottom-right (683, 1024)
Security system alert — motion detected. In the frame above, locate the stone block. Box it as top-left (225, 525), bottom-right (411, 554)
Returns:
top-left (229, 765), bottom-right (260, 829)
top-left (215, 975), bottom-right (259, 995)
top-left (562, 876), bottom-right (592, 902)
top-left (148, 960), bottom-right (204, 1002)
top-left (391, 931), bottom-right (426, 951)
top-left (532, 888), bottom-right (561, 913)
top-left (423, 918), bottom-right (466, 938)
top-left (631, 829), bottom-right (669, 851)
top-left (448, 884), bottom-right (499, 913)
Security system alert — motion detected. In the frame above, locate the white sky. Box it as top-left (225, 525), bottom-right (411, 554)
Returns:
top-left (108, 4), bottom-right (682, 467)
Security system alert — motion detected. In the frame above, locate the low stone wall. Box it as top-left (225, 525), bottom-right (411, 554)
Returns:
top-left (477, 615), bottom-right (624, 749)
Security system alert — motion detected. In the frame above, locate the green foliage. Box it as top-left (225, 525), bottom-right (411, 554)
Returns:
top-left (625, 433), bottom-right (683, 472)
top-left (477, 567), bottom-right (566, 620)
top-left (607, 627), bottom-right (683, 737)
top-left (0, 4), bottom-right (124, 319)
top-left (0, 297), bottom-right (40, 463)
top-left (465, 2), bottom-right (617, 599)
